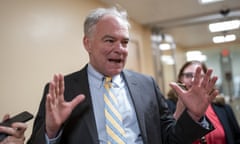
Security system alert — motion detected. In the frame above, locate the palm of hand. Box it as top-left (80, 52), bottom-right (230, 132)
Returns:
top-left (45, 74), bottom-right (85, 138)
top-left (181, 84), bottom-right (210, 118)
top-left (46, 94), bottom-right (74, 136)
top-left (171, 67), bottom-right (218, 121)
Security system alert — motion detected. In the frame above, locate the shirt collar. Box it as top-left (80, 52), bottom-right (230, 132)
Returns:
top-left (87, 64), bottom-right (103, 88)
top-left (87, 64), bottom-right (123, 88)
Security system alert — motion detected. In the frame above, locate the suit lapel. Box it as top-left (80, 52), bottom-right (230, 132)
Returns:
top-left (211, 105), bottom-right (228, 133)
top-left (122, 71), bottom-right (148, 141)
top-left (71, 65), bottom-right (99, 143)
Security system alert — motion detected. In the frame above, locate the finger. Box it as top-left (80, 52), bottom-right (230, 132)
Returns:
top-left (49, 80), bottom-right (56, 101)
top-left (11, 123), bottom-right (27, 138)
top-left (169, 82), bottom-right (185, 97)
top-left (46, 93), bottom-right (55, 112)
top-left (0, 126), bottom-right (15, 136)
top-left (70, 95), bottom-right (85, 110)
top-left (206, 76), bottom-right (218, 94)
top-left (192, 67), bottom-right (202, 86)
top-left (50, 74), bottom-right (60, 105)
top-left (54, 74), bottom-right (60, 98)
top-left (58, 74), bottom-right (65, 102)
top-left (11, 122), bottom-right (27, 132)
top-left (2, 114), bottom-right (10, 122)
top-left (208, 89), bottom-right (219, 102)
top-left (4, 135), bottom-right (25, 143)
top-left (200, 69), bottom-right (212, 88)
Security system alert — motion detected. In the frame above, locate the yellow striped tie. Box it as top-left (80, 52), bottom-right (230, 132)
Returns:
top-left (104, 77), bottom-right (126, 144)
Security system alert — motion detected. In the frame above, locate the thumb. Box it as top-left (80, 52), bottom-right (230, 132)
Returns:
top-left (169, 82), bottom-right (185, 97)
top-left (70, 94), bottom-right (85, 109)
top-left (2, 114), bottom-right (10, 122)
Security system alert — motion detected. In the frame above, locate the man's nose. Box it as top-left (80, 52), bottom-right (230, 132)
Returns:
top-left (114, 42), bottom-right (126, 52)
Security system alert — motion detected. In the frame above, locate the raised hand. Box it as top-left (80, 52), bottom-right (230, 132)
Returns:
top-left (45, 74), bottom-right (85, 138)
top-left (170, 67), bottom-right (218, 121)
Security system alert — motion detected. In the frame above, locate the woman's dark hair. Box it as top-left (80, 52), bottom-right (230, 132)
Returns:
top-left (177, 60), bottom-right (207, 83)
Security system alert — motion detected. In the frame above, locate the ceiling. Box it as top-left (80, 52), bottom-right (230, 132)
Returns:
top-left (99, 0), bottom-right (240, 49)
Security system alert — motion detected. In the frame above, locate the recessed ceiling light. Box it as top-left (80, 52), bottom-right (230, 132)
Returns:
top-left (199, 0), bottom-right (223, 4)
top-left (209, 20), bottom-right (240, 32)
top-left (159, 43), bottom-right (171, 50)
top-left (186, 51), bottom-right (207, 61)
top-left (212, 34), bottom-right (236, 43)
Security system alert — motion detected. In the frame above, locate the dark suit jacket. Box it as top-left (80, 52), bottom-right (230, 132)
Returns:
top-left (166, 99), bottom-right (240, 144)
top-left (27, 65), bottom-right (213, 144)
top-left (212, 103), bottom-right (240, 144)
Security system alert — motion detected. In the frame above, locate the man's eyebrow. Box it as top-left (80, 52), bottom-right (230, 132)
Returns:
top-left (101, 35), bottom-right (130, 41)
top-left (102, 35), bottom-right (114, 40)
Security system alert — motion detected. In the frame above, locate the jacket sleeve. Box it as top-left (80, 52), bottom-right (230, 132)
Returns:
top-left (152, 77), bottom-right (214, 144)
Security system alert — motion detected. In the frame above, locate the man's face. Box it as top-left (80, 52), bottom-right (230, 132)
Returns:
top-left (84, 15), bottom-right (129, 77)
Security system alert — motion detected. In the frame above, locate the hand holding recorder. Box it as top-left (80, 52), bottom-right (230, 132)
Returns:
top-left (0, 111), bottom-right (33, 143)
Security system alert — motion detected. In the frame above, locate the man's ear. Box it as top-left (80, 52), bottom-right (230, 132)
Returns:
top-left (83, 36), bottom-right (92, 53)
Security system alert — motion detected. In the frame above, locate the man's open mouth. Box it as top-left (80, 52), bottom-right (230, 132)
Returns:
top-left (109, 59), bottom-right (122, 63)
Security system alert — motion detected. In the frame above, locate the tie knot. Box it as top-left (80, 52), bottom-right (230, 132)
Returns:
top-left (104, 77), bottom-right (112, 88)
top-left (105, 77), bottom-right (112, 83)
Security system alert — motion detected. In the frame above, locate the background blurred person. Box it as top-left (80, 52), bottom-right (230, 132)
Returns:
top-left (166, 60), bottom-right (240, 144)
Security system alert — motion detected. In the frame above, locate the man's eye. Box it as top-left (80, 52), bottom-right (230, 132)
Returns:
top-left (105, 39), bottom-right (114, 43)
top-left (121, 40), bottom-right (129, 47)
top-left (122, 40), bottom-right (129, 45)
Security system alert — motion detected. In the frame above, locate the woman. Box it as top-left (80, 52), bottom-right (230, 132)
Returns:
top-left (166, 60), bottom-right (240, 144)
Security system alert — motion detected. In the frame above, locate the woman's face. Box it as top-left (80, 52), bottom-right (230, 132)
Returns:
top-left (180, 64), bottom-right (205, 89)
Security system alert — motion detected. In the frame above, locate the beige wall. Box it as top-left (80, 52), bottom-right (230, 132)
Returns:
top-left (0, 0), bottom-right (154, 141)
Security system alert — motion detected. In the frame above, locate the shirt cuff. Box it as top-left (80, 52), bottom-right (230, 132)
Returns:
top-left (199, 116), bottom-right (210, 129)
top-left (45, 130), bottom-right (63, 144)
